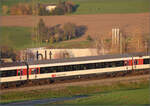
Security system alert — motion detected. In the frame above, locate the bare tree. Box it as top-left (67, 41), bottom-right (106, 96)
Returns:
top-left (94, 35), bottom-right (105, 55)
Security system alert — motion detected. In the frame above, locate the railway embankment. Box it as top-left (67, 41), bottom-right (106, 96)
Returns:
top-left (0, 75), bottom-right (149, 104)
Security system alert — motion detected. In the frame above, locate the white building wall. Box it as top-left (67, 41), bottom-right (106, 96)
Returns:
top-left (31, 48), bottom-right (98, 60)
top-left (20, 48), bottom-right (101, 61)
top-left (46, 6), bottom-right (56, 12)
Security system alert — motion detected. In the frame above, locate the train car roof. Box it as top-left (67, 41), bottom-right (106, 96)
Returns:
top-left (0, 52), bottom-right (149, 68)
top-left (0, 62), bottom-right (26, 68)
top-left (27, 52), bottom-right (150, 65)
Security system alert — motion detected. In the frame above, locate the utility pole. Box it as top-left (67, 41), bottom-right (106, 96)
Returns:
top-left (120, 33), bottom-right (123, 54)
top-left (112, 28), bottom-right (123, 54)
top-left (145, 41), bottom-right (148, 55)
top-left (0, 48), bottom-right (1, 63)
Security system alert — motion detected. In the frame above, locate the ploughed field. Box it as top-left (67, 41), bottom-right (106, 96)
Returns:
top-left (0, 13), bottom-right (150, 39)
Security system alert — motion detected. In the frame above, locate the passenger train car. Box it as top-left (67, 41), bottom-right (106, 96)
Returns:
top-left (0, 53), bottom-right (150, 85)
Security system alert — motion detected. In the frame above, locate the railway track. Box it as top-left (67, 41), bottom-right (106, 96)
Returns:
top-left (0, 69), bottom-right (149, 92)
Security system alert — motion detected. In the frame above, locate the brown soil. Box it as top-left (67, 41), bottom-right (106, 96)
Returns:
top-left (0, 13), bottom-right (150, 39)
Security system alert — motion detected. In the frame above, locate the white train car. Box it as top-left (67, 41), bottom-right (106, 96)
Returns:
top-left (0, 62), bottom-right (27, 83)
top-left (0, 53), bottom-right (150, 84)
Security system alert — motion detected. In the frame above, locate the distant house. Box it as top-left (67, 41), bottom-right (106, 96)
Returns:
top-left (44, 4), bottom-right (57, 12)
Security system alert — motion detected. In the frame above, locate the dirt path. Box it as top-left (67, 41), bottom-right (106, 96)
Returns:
top-left (1, 75), bottom-right (149, 94)
top-left (0, 13), bottom-right (149, 38)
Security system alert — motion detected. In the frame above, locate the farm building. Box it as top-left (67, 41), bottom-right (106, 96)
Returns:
top-left (44, 4), bottom-right (57, 12)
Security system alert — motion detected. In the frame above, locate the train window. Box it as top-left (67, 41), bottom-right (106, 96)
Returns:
top-left (21, 70), bottom-right (23, 75)
top-left (143, 58), bottom-right (150, 64)
top-left (134, 60), bottom-right (138, 65)
top-left (18, 70), bottom-right (21, 76)
top-left (124, 60), bottom-right (128, 66)
top-left (0, 71), bottom-right (7, 77)
top-left (76, 64), bottom-right (81, 70)
top-left (89, 63), bottom-right (96, 69)
top-left (108, 62), bottom-right (113, 67)
top-left (99, 62), bottom-right (104, 68)
top-left (95, 63), bottom-right (99, 68)
top-left (18, 69), bottom-right (23, 76)
top-left (104, 62), bottom-right (109, 68)
top-left (114, 61), bottom-right (124, 67)
top-left (0, 71), bottom-right (2, 77)
top-left (0, 70), bottom-right (17, 77)
top-left (111, 62), bottom-right (116, 67)
top-left (31, 68), bottom-right (39, 74)
top-left (38, 60), bottom-right (125, 75)
top-left (18, 69), bottom-right (22, 76)
top-left (31, 69), bottom-right (35, 74)
top-left (42, 67), bottom-right (47, 73)
top-left (36, 68), bottom-right (40, 74)
top-left (56, 66), bottom-right (61, 72)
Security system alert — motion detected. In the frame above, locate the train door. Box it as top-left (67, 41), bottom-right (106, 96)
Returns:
top-left (133, 59), bottom-right (137, 69)
top-left (133, 58), bottom-right (143, 70)
top-left (132, 57), bottom-right (139, 70)
top-left (137, 58), bottom-right (143, 65)
top-left (124, 59), bottom-right (135, 70)
top-left (18, 69), bottom-right (23, 79)
top-left (30, 68), bottom-right (40, 79)
top-left (124, 60), bottom-right (129, 70)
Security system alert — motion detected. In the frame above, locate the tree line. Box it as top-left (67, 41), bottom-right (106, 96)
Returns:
top-left (2, 1), bottom-right (78, 15)
top-left (32, 19), bottom-right (87, 44)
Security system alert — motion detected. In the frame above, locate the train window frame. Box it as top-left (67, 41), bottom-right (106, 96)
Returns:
top-left (143, 58), bottom-right (150, 64)
top-left (31, 68), bottom-right (36, 74)
top-left (39, 60), bottom-right (125, 74)
top-left (134, 59), bottom-right (138, 65)
top-left (18, 69), bottom-right (23, 76)
top-left (0, 69), bottom-right (17, 77)
top-left (36, 68), bottom-right (39, 74)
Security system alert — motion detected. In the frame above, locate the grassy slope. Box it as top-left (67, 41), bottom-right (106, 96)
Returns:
top-left (0, 80), bottom-right (149, 104)
top-left (0, 27), bottom-right (92, 50)
top-left (56, 88), bottom-right (150, 105)
top-left (0, 0), bottom-right (150, 14)
top-left (49, 40), bottom-right (93, 48)
top-left (0, 27), bottom-right (32, 50)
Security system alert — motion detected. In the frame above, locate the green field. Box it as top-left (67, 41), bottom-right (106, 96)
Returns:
top-left (52, 88), bottom-right (150, 105)
top-left (0, 27), bottom-right (92, 50)
top-left (0, 27), bottom-right (32, 50)
top-left (0, 80), bottom-right (149, 104)
top-left (74, 0), bottom-right (150, 14)
top-left (49, 40), bottom-right (93, 48)
top-left (0, 0), bottom-right (150, 15)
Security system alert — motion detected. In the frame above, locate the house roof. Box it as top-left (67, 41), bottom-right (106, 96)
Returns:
top-left (42, 4), bottom-right (57, 7)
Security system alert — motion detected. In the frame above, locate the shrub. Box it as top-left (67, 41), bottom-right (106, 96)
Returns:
top-left (2, 5), bottom-right (9, 15)
top-left (86, 35), bottom-right (93, 41)
top-left (0, 45), bottom-right (17, 61)
top-left (32, 19), bottom-right (87, 44)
